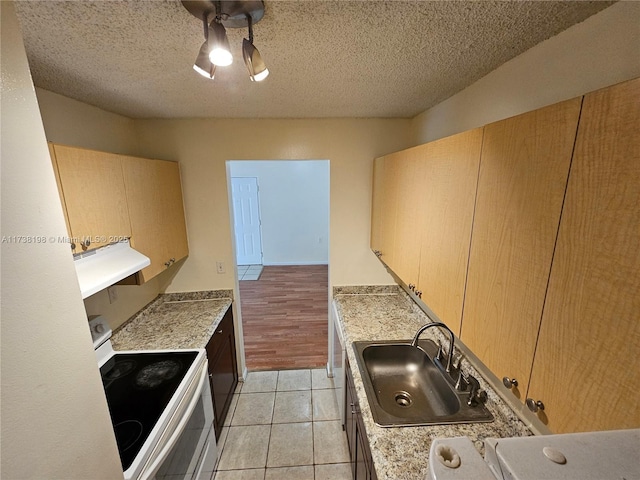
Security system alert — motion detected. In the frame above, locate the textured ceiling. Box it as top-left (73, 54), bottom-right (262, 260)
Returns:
top-left (14, 1), bottom-right (613, 119)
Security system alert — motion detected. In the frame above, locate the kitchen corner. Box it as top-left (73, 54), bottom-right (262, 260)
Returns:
top-left (333, 285), bottom-right (532, 479)
top-left (111, 290), bottom-right (233, 351)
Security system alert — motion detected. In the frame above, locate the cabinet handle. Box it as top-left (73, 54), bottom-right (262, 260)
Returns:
top-left (526, 398), bottom-right (545, 413)
top-left (373, 250), bottom-right (382, 257)
top-left (82, 239), bottom-right (91, 248)
top-left (415, 290), bottom-right (422, 298)
top-left (170, 258), bottom-right (176, 263)
top-left (217, 329), bottom-right (223, 334)
top-left (70, 242), bottom-right (76, 251)
top-left (408, 284), bottom-right (415, 291)
top-left (502, 376), bottom-right (518, 389)
top-left (164, 260), bottom-right (172, 267)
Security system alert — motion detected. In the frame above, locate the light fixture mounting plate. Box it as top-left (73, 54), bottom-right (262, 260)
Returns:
top-left (181, 1), bottom-right (265, 28)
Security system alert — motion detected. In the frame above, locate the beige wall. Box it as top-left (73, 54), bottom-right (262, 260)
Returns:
top-left (0, 2), bottom-right (123, 478)
top-left (134, 118), bottom-right (409, 293)
top-left (409, 1), bottom-right (640, 144)
top-left (36, 87), bottom-right (140, 155)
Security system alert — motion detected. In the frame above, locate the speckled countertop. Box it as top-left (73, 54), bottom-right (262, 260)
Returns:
top-left (111, 290), bottom-right (233, 351)
top-left (333, 285), bottom-right (532, 480)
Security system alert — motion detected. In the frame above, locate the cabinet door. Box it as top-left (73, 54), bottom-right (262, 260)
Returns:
top-left (371, 148), bottom-right (426, 286)
top-left (388, 147), bottom-right (427, 284)
top-left (460, 98), bottom-right (582, 393)
top-left (48, 144), bottom-right (72, 244)
top-left (355, 422), bottom-right (368, 480)
top-left (344, 357), bottom-right (357, 465)
top-left (370, 155), bottom-right (400, 271)
top-left (527, 78), bottom-right (640, 433)
top-left (370, 157), bottom-right (386, 255)
top-left (122, 157), bottom-right (188, 281)
top-left (206, 308), bottom-right (239, 439)
top-left (416, 128), bottom-right (483, 335)
top-left (52, 144), bottom-right (131, 252)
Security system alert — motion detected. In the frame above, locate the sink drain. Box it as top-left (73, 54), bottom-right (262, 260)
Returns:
top-left (394, 391), bottom-right (413, 408)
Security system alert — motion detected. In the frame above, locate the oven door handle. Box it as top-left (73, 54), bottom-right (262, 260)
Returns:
top-left (140, 364), bottom-right (208, 480)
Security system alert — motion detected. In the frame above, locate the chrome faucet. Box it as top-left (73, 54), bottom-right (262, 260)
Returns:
top-left (411, 322), bottom-right (455, 373)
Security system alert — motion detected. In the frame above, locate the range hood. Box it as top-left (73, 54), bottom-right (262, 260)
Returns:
top-left (74, 239), bottom-right (150, 299)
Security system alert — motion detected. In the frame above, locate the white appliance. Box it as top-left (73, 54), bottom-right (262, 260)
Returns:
top-left (330, 301), bottom-right (346, 424)
top-left (429, 429), bottom-right (640, 480)
top-left (75, 240), bottom-right (150, 299)
top-left (90, 316), bottom-right (217, 480)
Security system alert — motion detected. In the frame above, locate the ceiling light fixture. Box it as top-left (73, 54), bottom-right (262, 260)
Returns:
top-left (208, 20), bottom-right (233, 67)
top-left (182, 0), bottom-right (268, 81)
top-left (193, 41), bottom-right (216, 79)
top-left (243, 14), bottom-right (269, 81)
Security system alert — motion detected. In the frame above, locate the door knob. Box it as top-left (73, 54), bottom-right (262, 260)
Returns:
top-left (502, 376), bottom-right (518, 389)
top-left (526, 398), bottom-right (545, 413)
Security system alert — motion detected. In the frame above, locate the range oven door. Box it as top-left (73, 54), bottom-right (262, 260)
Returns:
top-left (141, 362), bottom-right (217, 480)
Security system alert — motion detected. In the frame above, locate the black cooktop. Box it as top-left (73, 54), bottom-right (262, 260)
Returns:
top-left (100, 351), bottom-right (198, 471)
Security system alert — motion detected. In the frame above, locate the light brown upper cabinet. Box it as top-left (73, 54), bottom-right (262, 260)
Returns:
top-left (381, 146), bottom-right (427, 284)
top-left (371, 129), bottom-right (483, 333)
top-left (50, 144), bottom-right (131, 253)
top-left (460, 98), bottom-right (582, 398)
top-left (122, 156), bottom-right (189, 282)
top-left (416, 128), bottom-right (483, 335)
top-left (371, 156), bottom-right (399, 270)
top-left (526, 78), bottom-right (640, 433)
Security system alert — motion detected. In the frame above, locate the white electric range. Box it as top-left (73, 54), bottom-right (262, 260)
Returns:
top-left (90, 316), bottom-right (217, 480)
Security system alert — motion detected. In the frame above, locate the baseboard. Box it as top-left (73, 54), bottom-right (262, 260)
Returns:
top-left (262, 261), bottom-right (329, 266)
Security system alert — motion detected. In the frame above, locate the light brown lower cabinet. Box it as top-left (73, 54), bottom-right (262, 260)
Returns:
top-left (525, 77), bottom-right (640, 433)
top-left (122, 156), bottom-right (189, 282)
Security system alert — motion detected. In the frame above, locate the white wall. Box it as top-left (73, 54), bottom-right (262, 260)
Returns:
top-left (409, 1), bottom-right (640, 144)
top-left (0, 2), bottom-right (123, 477)
top-left (229, 160), bottom-right (329, 265)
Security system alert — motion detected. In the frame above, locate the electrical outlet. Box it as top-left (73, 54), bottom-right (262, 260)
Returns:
top-left (107, 286), bottom-right (118, 304)
top-left (216, 261), bottom-right (225, 274)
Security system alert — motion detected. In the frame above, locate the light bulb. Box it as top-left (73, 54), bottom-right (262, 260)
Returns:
top-left (209, 47), bottom-right (233, 67)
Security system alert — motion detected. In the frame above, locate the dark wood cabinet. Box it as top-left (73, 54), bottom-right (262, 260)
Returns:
top-left (205, 306), bottom-right (238, 440)
top-left (345, 357), bottom-right (377, 480)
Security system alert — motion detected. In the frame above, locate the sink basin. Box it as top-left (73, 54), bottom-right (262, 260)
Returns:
top-left (353, 339), bottom-right (494, 427)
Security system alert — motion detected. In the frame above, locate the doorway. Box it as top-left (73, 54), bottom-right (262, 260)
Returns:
top-left (228, 160), bottom-right (330, 371)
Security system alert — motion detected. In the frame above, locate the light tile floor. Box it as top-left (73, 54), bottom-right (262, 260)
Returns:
top-left (213, 369), bottom-right (351, 480)
top-left (237, 264), bottom-right (264, 281)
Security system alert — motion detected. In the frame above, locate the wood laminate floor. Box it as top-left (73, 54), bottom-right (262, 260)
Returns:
top-left (239, 265), bottom-right (328, 371)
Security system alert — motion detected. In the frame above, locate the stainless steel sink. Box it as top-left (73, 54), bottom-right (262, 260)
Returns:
top-left (353, 339), bottom-right (494, 427)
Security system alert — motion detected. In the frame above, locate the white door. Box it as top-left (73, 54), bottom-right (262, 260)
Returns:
top-left (231, 177), bottom-right (263, 265)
